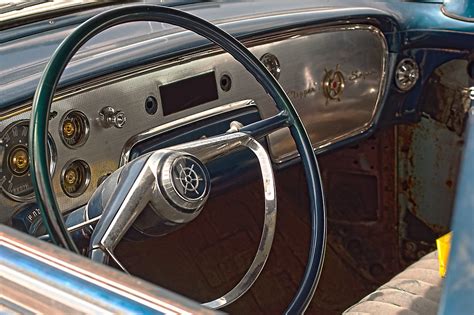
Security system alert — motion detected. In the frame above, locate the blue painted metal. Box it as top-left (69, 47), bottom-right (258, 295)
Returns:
top-left (442, 0), bottom-right (474, 20)
top-left (438, 105), bottom-right (474, 314)
top-left (0, 246), bottom-right (167, 314)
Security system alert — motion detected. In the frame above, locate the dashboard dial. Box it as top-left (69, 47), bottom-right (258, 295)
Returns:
top-left (60, 110), bottom-right (89, 148)
top-left (0, 121), bottom-right (56, 201)
top-left (61, 160), bottom-right (90, 197)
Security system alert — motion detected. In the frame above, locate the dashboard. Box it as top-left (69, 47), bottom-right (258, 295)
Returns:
top-left (0, 23), bottom-right (387, 224)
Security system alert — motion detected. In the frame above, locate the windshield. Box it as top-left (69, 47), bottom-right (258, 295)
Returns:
top-left (0, 0), bottom-right (204, 29)
top-left (0, 1), bottom-right (105, 17)
top-left (0, 1), bottom-right (46, 14)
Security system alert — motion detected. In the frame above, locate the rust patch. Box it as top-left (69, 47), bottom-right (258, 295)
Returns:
top-left (421, 59), bottom-right (471, 136)
top-left (397, 115), bottom-right (460, 265)
top-left (398, 124), bottom-right (415, 169)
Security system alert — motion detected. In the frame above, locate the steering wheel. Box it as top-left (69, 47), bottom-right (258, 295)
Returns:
top-left (29, 5), bottom-right (326, 313)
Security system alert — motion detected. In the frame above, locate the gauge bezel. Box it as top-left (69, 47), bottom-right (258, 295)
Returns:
top-left (0, 120), bottom-right (57, 202)
top-left (60, 159), bottom-right (91, 198)
top-left (59, 110), bottom-right (90, 149)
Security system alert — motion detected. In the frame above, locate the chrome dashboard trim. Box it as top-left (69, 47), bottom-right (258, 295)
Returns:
top-left (268, 24), bottom-right (388, 163)
top-left (119, 99), bottom-right (255, 166)
top-left (0, 23), bottom-right (388, 222)
top-left (0, 23), bottom-right (380, 120)
top-left (117, 24), bottom-right (388, 164)
top-left (0, 225), bottom-right (218, 314)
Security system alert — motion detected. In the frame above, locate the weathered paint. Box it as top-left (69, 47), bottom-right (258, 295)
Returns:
top-left (398, 118), bottom-right (463, 232)
top-left (397, 57), bottom-right (469, 264)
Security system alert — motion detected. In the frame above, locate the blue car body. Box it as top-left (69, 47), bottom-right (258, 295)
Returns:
top-left (0, 1), bottom-right (473, 313)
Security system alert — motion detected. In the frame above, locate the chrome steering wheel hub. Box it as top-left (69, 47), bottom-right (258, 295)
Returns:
top-left (162, 154), bottom-right (210, 211)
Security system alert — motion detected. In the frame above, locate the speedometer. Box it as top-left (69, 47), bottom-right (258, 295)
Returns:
top-left (0, 121), bottom-right (56, 201)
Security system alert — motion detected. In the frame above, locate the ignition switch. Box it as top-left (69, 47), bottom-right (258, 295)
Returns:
top-left (99, 106), bottom-right (127, 129)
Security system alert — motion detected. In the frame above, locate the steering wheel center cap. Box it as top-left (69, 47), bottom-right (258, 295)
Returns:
top-left (159, 154), bottom-right (210, 213)
top-left (172, 156), bottom-right (208, 201)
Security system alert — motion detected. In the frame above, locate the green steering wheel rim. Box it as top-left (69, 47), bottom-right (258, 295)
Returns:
top-left (29, 5), bottom-right (326, 313)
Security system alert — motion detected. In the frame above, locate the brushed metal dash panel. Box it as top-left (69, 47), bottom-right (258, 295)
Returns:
top-left (0, 24), bottom-right (387, 219)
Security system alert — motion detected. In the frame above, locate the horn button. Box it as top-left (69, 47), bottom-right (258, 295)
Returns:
top-left (130, 153), bottom-right (210, 238)
top-left (161, 155), bottom-right (210, 212)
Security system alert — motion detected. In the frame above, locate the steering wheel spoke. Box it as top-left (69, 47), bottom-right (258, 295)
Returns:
top-left (239, 110), bottom-right (291, 139)
top-left (202, 135), bottom-right (277, 308)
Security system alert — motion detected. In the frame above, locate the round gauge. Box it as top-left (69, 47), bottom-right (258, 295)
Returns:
top-left (0, 121), bottom-right (56, 201)
top-left (60, 110), bottom-right (89, 148)
top-left (61, 160), bottom-right (91, 197)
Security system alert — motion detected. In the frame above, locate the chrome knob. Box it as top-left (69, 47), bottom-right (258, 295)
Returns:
top-left (260, 53), bottom-right (281, 80)
top-left (99, 106), bottom-right (127, 129)
top-left (395, 58), bottom-right (419, 91)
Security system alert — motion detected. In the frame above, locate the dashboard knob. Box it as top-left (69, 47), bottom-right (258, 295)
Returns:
top-left (99, 106), bottom-right (127, 129)
top-left (260, 53), bottom-right (281, 80)
top-left (395, 58), bottom-right (419, 91)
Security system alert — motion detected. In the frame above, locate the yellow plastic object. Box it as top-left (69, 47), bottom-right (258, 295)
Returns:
top-left (436, 232), bottom-right (452, 277)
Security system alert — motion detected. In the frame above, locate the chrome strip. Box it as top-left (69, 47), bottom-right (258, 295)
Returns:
top-left (119, 99), bottom-right (256, 166)
top-left (38, 215), bottom-right (102, 241)
top-left (0, 225), bottom-right (218, 314)
top-left (0, 1), bottom-right (104, 24)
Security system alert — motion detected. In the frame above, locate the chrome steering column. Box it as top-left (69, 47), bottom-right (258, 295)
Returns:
top-left (87, 150), bottom-right (210, 266)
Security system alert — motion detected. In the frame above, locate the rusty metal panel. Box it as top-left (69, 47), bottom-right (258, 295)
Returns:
top-left (397, 59), bottom-right (469, 265)
top-left (397, 119), bottom-right (463, 264)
